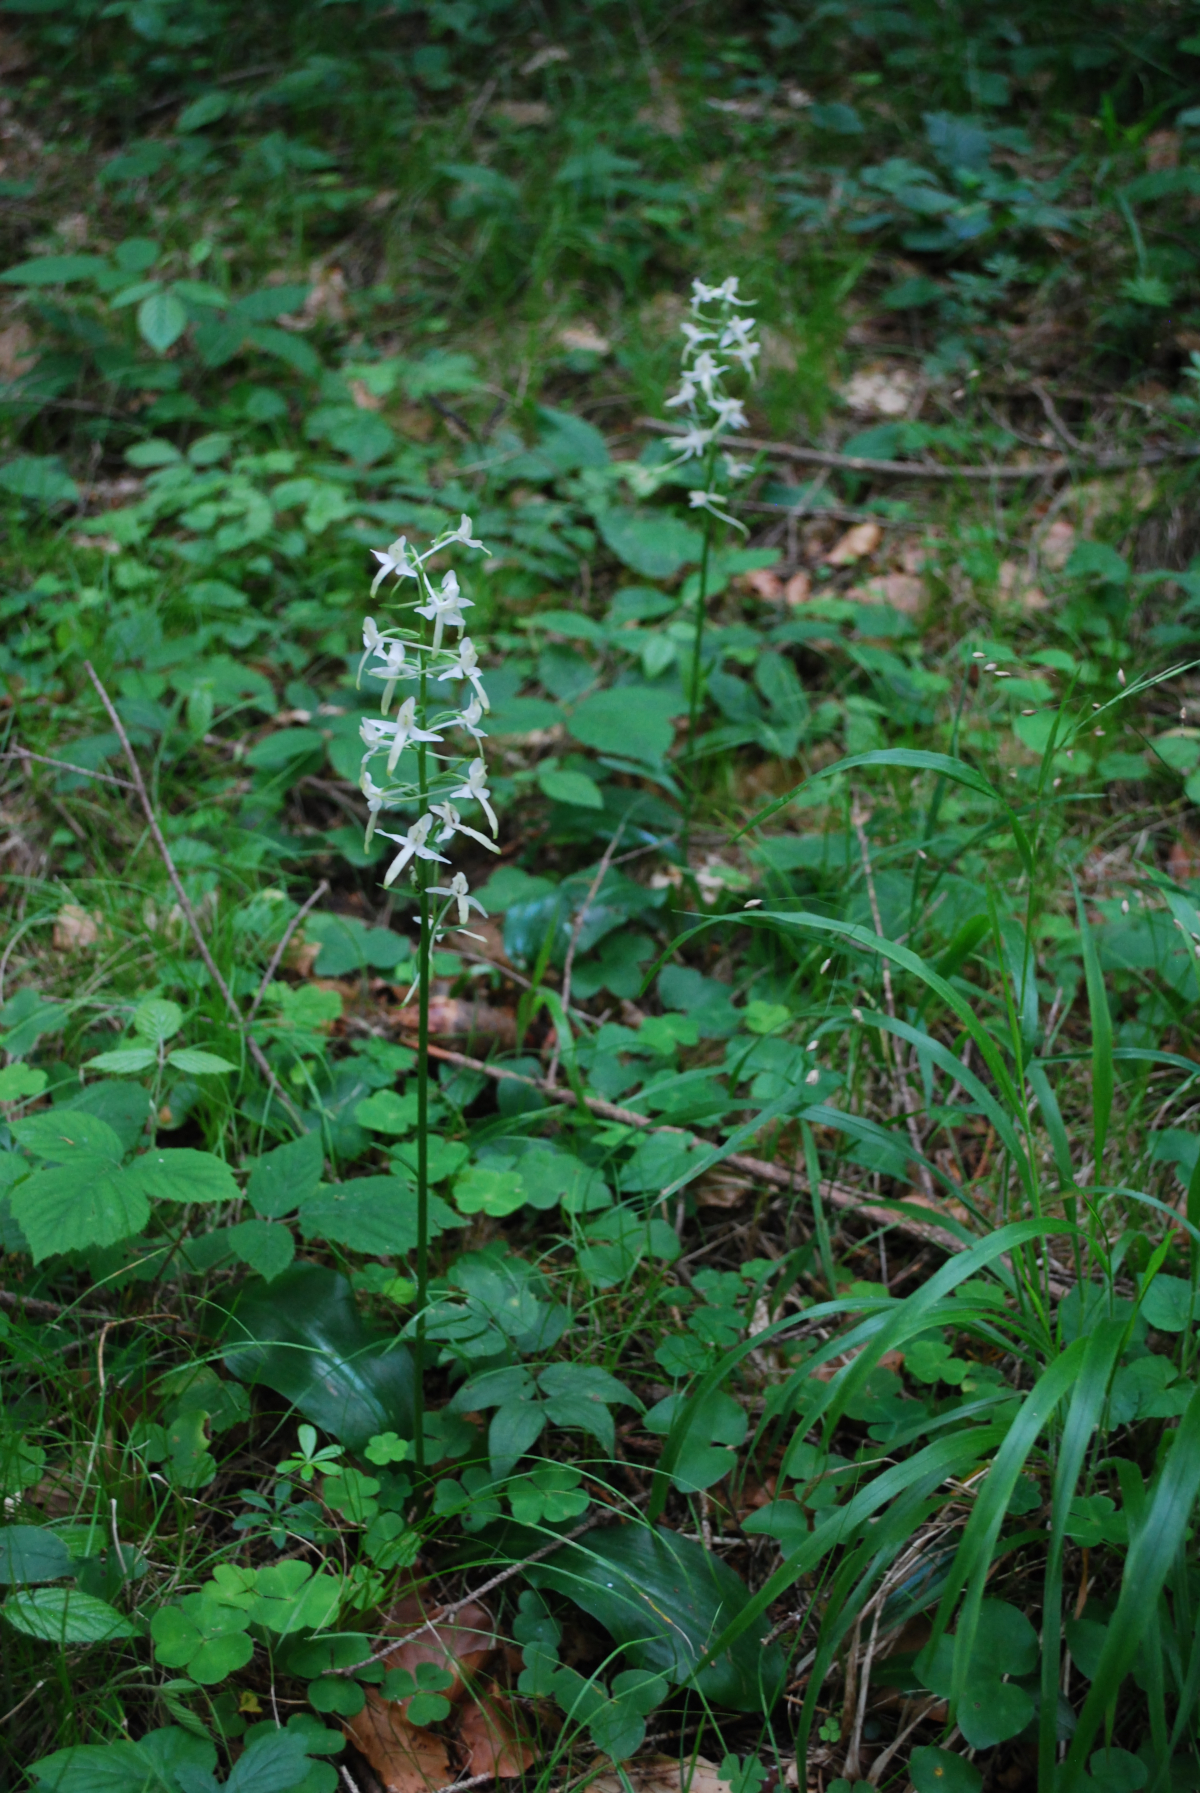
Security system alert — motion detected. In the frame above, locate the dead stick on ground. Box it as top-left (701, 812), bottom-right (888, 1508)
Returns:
top-left (84, 660), bottom-right (301, 1124)
top-left (5, 747), bottom-right (136, 790)
top-left (247, 879), bottom-right (329, 1022)
top-left (640, 416), bottom-right (1200, 481)
top-left (403, 1035), bottom-right (1071, 1295)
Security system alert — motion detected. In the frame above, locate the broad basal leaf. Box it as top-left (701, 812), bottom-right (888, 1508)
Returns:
top-left (0, 1525), bottom-right (73, 1585)
top-left (221, 1263), bottom-right (415, 1450)
top-left (529, 1523), bottom-right (785, 1710)
top-left (10, 1159), bottom-right (149, 1262)
top-left (30, 1727), bottom-right (217, 1793)
top-left (2, 1587), bottom-right (136, 1643)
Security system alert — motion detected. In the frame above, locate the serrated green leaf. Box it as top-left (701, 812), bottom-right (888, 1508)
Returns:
top-left (85, 1048), bottom-right (157, 1074)
top-left (125, 1148), bottom-right (238, 1204)
top-left (166, 1048), bottom-right (237, 1075)
top-left (0, 254), bottom-right (106, 287)
top-left (0, 1525), bottom-right (73, 1585)
top-left (132, 999), bottom-right (183, 1044)
top-left (247, 1132), bottom-right (324, 1219)
top-left (10, 1159), bottom-right (148, 1262)
top-left (227, 1218), bottom-right (294, 1281)
top-left (13, 1112), bottom-right (124, 1162)
top-left (137, 290), bottom-right (188, 353)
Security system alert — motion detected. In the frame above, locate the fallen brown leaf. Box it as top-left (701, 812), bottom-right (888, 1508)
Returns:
top-left (743, 566), bottom-right (783, 601)
top-left (348, 378), bottom-right (384, 412)
top-left (53, 903), bottom-right (99, 951)
top-left (558, 323), bottom-right (611, 356)
top-left (826, 521), bottom-right (881, 565)
top-left (842, 364), bottom-right (916, 418)
top-left (491, 100), bottom-right (552, 126)
top-left (694, 1170), bottom-right (752, 1210)
top-left (0, 30), bottom-right (29, 75)
top-left (590, 1754), bottom-right (737, 1793)
top-left (392, 996), bottom-right (516, 1046)
top-left (0, 322), bottom-right (35, 381)
top-left (783, 570), bottom-right (811, 606)
top-left (344, 1690), bottom-right (453, 1793)
top-left (1040, 516), bottom-right (1075, 570)
top-left (845, 572), bottom-right (924, 615)
top-left (458, 1686), bottom-right (537, 1777)
top-left (381, 1600), bottom-right (497, 1711)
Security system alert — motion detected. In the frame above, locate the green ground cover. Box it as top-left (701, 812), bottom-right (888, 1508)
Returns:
top-left (5, 3), bottom-right (1200, 1788)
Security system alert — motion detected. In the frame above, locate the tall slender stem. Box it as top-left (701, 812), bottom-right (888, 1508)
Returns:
top-left (413, 609), bottom-right (431, 1473)
top-left (681, 443), bottom-right (718, 869)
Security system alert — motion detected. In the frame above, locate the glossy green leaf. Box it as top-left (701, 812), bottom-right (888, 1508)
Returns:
top-left (0, 254), bottom-right (106, 286)
top-left (0, 1526), bottom-right (73, 1585)
top-left (3, 1588), bottom-right (136, 1643)
top-left (529, 1523), bottom-right (785, 1710)
top-left (29, 1727), bottom-right (217, 1793)
top-left (221, 1262), bottom-right (415, 1451)
top-left (910, 1749), bottom-right (981, 1793)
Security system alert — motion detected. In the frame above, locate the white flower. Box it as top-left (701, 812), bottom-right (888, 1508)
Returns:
top-left (680, 319), bottom-right (716, 353)
top-left (723, 454), bottom-right (753, 480)
top-left (415, 568), bottom-right (473, 649)
top-left (360, 699), bottom-right (444, 774)
top-left (726, 338), bottom-right (760, 374)
top-left (444, 513), bottom-right (486, 551)
top-left (366, 639), bottom-right (410, 713)
top-left (718, 315), bottom-right (758, 352)
top-left (710, 395), bottom-right (748, 432)
top-left (369, 536), bottom-right (418, 596)
top-left (689, 350), bottom-right (725, 402)
top-left (456, 695), bottom-right (488, 741)
top-left (691, 275), bottom-right (751, 308)
top-left (378, 813), bottom-right (448, 888)
top-left (669, 423), bottom-right (717, 462)
top-left (431, 800), bottom-right (499, 854)
top-left (429, 870), bottom-right (488, 929)
top-left (437, 637), bottom-right (489, 709)
top-left (664, 375), bottom-right (700, 411)
top-left (361, 770), bottom-right (387, 845)
top-left (357, 615), bottom-right (401, 687)
top-left (449, 756), bottom-right (498, 835)
top-left (688, 488), bottom-right (747, 532)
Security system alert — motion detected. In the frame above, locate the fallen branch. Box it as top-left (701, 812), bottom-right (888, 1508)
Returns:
top-left (4, 747), bottom-right (136, 791)
top-left (247, 879), bottom-right (329, 1022)
top-left (397, 1035), bottom-right (1072, 1289)
top-left (641, 416), bottom-right (1200, 483)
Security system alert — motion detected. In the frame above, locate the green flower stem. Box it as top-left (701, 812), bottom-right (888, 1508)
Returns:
top-left (413, 606), bottom-right (431, 1475)
top-left (681, 442), bottom-right (719, 869)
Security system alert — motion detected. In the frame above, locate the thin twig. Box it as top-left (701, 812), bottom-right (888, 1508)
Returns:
top-left (397, 1034), bottom-right (1071, 1291)
top-left (641, 415), bottom-right (1200, 480)
top-left (547, 828), bottom-right (623, 1088)
top-left (346, 1510), bottom-right (613, 1672)
top-left (1031, 380), bottom-right (1084, 453)
top-left (0, 1678), bottom-right (49, 1728)
top-left (247, 880), bottom-right (329, 1022)
top-left (866, 1696), bottom-right (946, 1784)
top-left (5, 747), bottom-right (135, 790)
top-left (83, 661), bottom-right (301, 1124)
